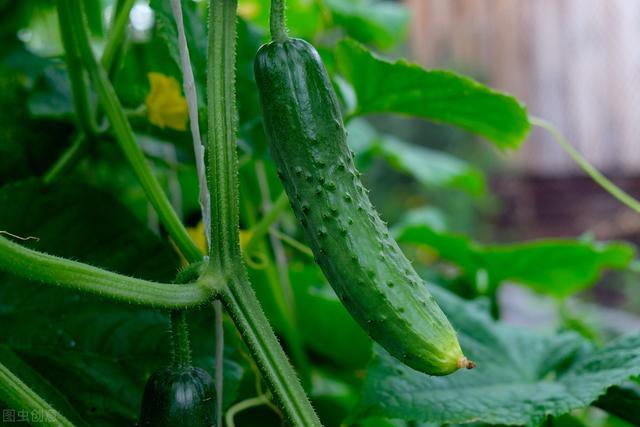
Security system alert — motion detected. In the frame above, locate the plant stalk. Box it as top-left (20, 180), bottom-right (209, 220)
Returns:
top-left (60, 0), bottom-right (202, 263)
top-left (221, 277), bottom-right (321, 427)
top-left (0, 235), bottom-right (219, 308)
top-left (0, 362), bottom-right (76, 427)
top-left (531, 116), bottom-right (640, 215)
top-left (101, 0), bottom-right (136, 75)
top-left (270, 0), bottom-right (288, 42)
top-left (207, 0), bottom-right (241, 270)
top-left (243, 192), bottom-right (289, 257)
top-left (170, 311), bottom-right (193, 367)
top-left (45, 0), bottom-right (135, 184)
top-left (56, 1), bottom-right (98, 136)
top-left (43, 133), bottom-right (89, 185)
top-left (206, 0), bottom-right (320, 424)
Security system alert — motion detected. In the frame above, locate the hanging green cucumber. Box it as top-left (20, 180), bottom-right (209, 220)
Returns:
top-left (254, 37), bottom-right (474, 376)
top-left (139, 366), bottom-right (215, 427)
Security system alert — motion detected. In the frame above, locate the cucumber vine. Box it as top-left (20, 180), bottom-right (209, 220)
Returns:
top-left (1, 1), bottom-right (636, 426)
top-left (0, 0), bottom-right (322, 425)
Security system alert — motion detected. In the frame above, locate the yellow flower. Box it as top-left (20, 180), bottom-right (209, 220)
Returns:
top-left (238, 0), bottom-right (261, 19)
top-left (187, 221), bottom-right (207, 255)
top-left (239, 229), bottom-right (253, 248)
top-left (145, 72), bottom-right (188, 131)
top-left (181, 221), bottom-right (253, 265)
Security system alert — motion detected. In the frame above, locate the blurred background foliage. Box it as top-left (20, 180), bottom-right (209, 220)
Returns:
top-left (0, 0), bottom-right (639, 426)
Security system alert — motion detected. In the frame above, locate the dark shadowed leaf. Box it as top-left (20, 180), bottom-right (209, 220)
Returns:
top-left (290, 264), bottom-right (372, 367)
top-left (0, 348), bottom-right (88, 426)
top-left (0, 180), bottom-right (243, 425)
top-left (593, 380), bottom-right (640, 425)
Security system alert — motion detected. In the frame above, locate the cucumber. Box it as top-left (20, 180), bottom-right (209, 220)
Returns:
top-left (139, 366), bottom-right (215, 427)
top-left (254, 38), bottom-right (473, 375)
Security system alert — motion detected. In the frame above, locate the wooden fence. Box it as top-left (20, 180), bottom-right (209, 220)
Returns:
top-left (405, 0), bottom-right (640, 175)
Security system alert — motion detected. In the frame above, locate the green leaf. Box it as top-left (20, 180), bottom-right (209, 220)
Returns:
top-left (335, 39), bottom-right (530, 148)
top-left (291, 264), bottom-right (372, 367)
top-left (238, 0), bottom-right (322, 41)
top-left (323, 0), bottom-right (409, 50)
top-left (0, 180), bottom-right (244, 425)
top-left (593, 380), bottom-right (640, 425)
top-left (27, 62), bottom-right (75, 119)
top-left (0, 72), bottom-right (71, 184)
top-left (346, 119), bottom-right (485, 195)
top-left (355, 286), bottom-right (640, 426)
top-left (377, 135), bottom-right (485, 195)
top-left (310, 367), bottom-right (360, 426)
top-left (150, 0), bottom-right (207, 105)
top-left (395, 221), bottom-right (635, 297)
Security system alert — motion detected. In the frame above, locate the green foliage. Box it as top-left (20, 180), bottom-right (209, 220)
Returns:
top-left (395, 220), bottom-right (635, 296)
top-left (348, 119), bottom-right (486, 196)
top-left (1, 1), bottom-right (639, 426)
top-left (291, 264), bottom-right (372, 367)
top-left (336, 39), bottom-right (531, 148)
top-left (355, 286), bottom-right (640, 426)
top-left (0, 180), bottom-right (245, 425)
top-left (322, 0), bottom-right (409, 49)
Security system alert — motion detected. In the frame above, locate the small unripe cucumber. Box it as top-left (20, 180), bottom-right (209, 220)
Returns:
top-left (254, 38), bottom-right (472, 375)
top-left (139, 366), bottom-right (215, 427)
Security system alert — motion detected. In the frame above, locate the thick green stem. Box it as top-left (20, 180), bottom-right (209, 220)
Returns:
top-left (206, 1), bottom-right (320, 424)
top-left (531, 116), bottom-right (640, 215)
top-left (0, 362), bottom-right (76, 427)
top-left (270, 0), bottom-right (288, 42)
top-left (222, 277), bottom-right (321, 427)
top-left (46, 0), bottom-right (99, 184)
top-left (170, 311), bottom-right (193, 367)
top-left (0, 235), bottom-right (218, 308)
top-left (60, 0), bottom-right (202, 263)
top-left (207, 0), bottom-right (241, 270)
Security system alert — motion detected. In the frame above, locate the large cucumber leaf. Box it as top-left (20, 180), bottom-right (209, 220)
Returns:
top-left (395, 221), bottom-right (634, 297)
top-left (347, 119), bottom-right (486, 196)
top-left (354, 286), bottom-right (640, 426)
top-left (336, 39), bottom-right (530, 149)
top-left (322, 0), bottom-right (409, 50)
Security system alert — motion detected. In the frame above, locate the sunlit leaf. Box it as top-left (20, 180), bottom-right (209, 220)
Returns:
top-left (323, 0), bottom-right (409, 50)
top-left (336, 39), bottom-right (530, 148)
top-left (347, 119), bottom-right (486, 195)
top-left (395, 220), bottom-right (635, 297)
